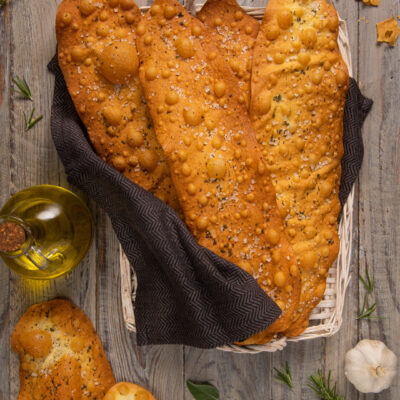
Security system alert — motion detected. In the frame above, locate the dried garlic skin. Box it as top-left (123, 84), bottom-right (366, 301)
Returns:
top-left (345, 339), bottom-right (398, 394)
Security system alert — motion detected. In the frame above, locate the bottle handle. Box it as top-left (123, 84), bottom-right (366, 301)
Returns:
top-left (25, 245), bottom-right (50, 270)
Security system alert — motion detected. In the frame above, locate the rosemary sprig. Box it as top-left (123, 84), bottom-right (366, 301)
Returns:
top-left (357, 265), bottom-right (383, 319)
top-left (273, 362), bottom-right (294, 391)
top-left (359, 265), bottom-right (374, 294)
top-left (357, 302), bottom-right (377, 319)
top-left (308, 370), bottom-right (345, 400)
top-left (24, 108), bottom-right (43, 131)
top-left (357, 298), bottom-right (383, 319)
top-left (12, 75), bottom-right (33, 100)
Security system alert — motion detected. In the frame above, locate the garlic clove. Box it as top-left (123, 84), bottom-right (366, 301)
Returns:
top-left (345, 339), bottom-right (398, 393)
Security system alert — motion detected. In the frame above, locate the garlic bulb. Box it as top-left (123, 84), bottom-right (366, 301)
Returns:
top-left (345, 339), bottom-right (397, 393)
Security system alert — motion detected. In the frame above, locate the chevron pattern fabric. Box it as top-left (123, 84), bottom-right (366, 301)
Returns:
top-left (48, 55), bottom-right (371, 348)
top-left (340, 78), bottom-right (373, 207)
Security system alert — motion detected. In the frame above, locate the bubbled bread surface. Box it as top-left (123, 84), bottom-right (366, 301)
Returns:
top-left (250, 0), bottom-right (349, 337)
top-left (136, 0), bottom-right (302, 343)
top-left (56, 0), bottom-right (180, 209)
top-left (197, 0), bottom-right (260, 109)
top-left (104, 382), bottom-right (156, 400)
top-left (11, 299), bottom-right (115, 400)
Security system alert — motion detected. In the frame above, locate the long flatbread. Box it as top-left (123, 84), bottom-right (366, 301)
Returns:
top-left (56, 0), bottom-right (179, 209)
top-left (136, 0), bottom-right (301, 343)
top-left (250, 0), bottom-right (349, 336)
top-left (197, 0), bottom-right (259, 108)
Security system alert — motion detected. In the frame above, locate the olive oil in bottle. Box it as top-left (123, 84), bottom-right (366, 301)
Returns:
top-left (0, 185), bottom-right (93, 279)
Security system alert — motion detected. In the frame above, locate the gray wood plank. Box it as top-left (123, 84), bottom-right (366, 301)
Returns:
top-left (357, 1), bottom-right (400, 400)
top-left (0, 4), bottom-right (12, 400)
top-left (323, 2), bottom-right (361, 399)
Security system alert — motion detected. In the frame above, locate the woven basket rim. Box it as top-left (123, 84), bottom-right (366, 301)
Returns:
top-left (120, 3), bottom-right (354, 354)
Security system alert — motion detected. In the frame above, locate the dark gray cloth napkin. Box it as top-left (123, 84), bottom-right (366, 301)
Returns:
top-left (48, 55), bottom-right (371, 348)
top-left (340, 78), bottom-right (373, 206)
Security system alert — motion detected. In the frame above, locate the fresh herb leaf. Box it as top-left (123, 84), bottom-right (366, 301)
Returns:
top-left (308, 370), bottom-right (345, 400)
top-left (357, 266), bottom-right (382, 319)
top-left (357, 299), bottom-right (383, 320)
top-left (24, 108), bottom-right (43, 131)
top-left (186, 380), bottom-right (219, 400)
top-left (273, 362), bottom-right (294, 391)
top-left (359, 266), bottom-right (374, 294)
top-left (12, 75), bottom-right (33, 100)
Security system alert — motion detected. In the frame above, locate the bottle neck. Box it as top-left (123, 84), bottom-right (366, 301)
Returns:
top-left (0, 215), bottom-right (32, 257)
top-left (0, 215), bottom-right (50, 270)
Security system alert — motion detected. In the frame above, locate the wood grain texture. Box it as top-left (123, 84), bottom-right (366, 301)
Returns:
top-left (0, 5), bottom-right (11, 400)
top-left (357, 1), bottom-right (400, 399)
top-left (0, 0), bottom-right (398, 399)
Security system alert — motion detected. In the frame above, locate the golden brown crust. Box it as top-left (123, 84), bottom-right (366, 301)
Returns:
top-left (11, 299), bottom-right (115, 400)
top-left (55, 0), bottom-right (180, 209)
top-left (197, 0), bottom-right (259, 108)
top-left (250, 0), bottom-right (349, 337)
top-left (136, 0), bottom-right (301, 343)
top-left (104, 382), bottom-right (156, 400)
top-left (362, 0), bottom-right (380, 6)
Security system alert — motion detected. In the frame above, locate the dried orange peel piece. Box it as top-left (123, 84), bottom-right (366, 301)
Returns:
top-left (56, 0), bottom-right (180, 209)
top-left (137, 0), bottom-right (301, 343)
top-left (377, 17), bottom-right (400, 46)
top-left (197, 0), bottom-right (260, 108)
top-left (251, 0), bottom-right (349, 337)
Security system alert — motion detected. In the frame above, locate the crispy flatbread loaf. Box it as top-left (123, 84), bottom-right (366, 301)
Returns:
top-left (197, 0), bottom-right (259, 108)
top-left (11, 299), bottom-right (115, 399)
top-left (250, 0), bottom-right (349, 337)
top-left (55, 0), bottom-right (179, 209)
top-left (136, 0), bottom-right (301, 343)
top-left (104, 382), bottom-right (156, 400)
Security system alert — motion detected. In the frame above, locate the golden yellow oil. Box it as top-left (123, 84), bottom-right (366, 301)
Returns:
top-left (0, 185), bottom-right (93, 279)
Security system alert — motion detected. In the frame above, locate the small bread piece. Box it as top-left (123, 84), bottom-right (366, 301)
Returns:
top-left (56, 0), bottom-right (179, 209)
top-left (362, 0), bottom-right (380, 6)
top-left (11, 299), bottom-right (115, 399)
top-left (104, 382), bottom-right (156, 400)
top-left (197, 0), bottom-right (259, 108)
top-left (250, 0), bottom-right (349, 337)
top-left (377, 17), bottom-right (400, 46)
top-left (136, 0), bottom-right (301, 343)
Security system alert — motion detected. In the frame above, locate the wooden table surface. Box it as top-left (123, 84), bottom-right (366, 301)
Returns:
top-left (1, 0), bottom-right (399, 399)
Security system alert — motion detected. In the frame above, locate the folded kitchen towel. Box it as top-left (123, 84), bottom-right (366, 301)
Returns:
top-left (48, 55), bottom-right (371, 348)
top-left (340, 78), bottom-right (373, 207)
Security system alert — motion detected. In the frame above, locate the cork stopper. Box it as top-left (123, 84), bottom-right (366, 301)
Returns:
top-left (0, 221), bottom-right (26, 253)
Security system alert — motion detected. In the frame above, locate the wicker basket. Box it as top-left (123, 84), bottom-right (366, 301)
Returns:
top-left (120, 2), bottom-right (354, 354)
